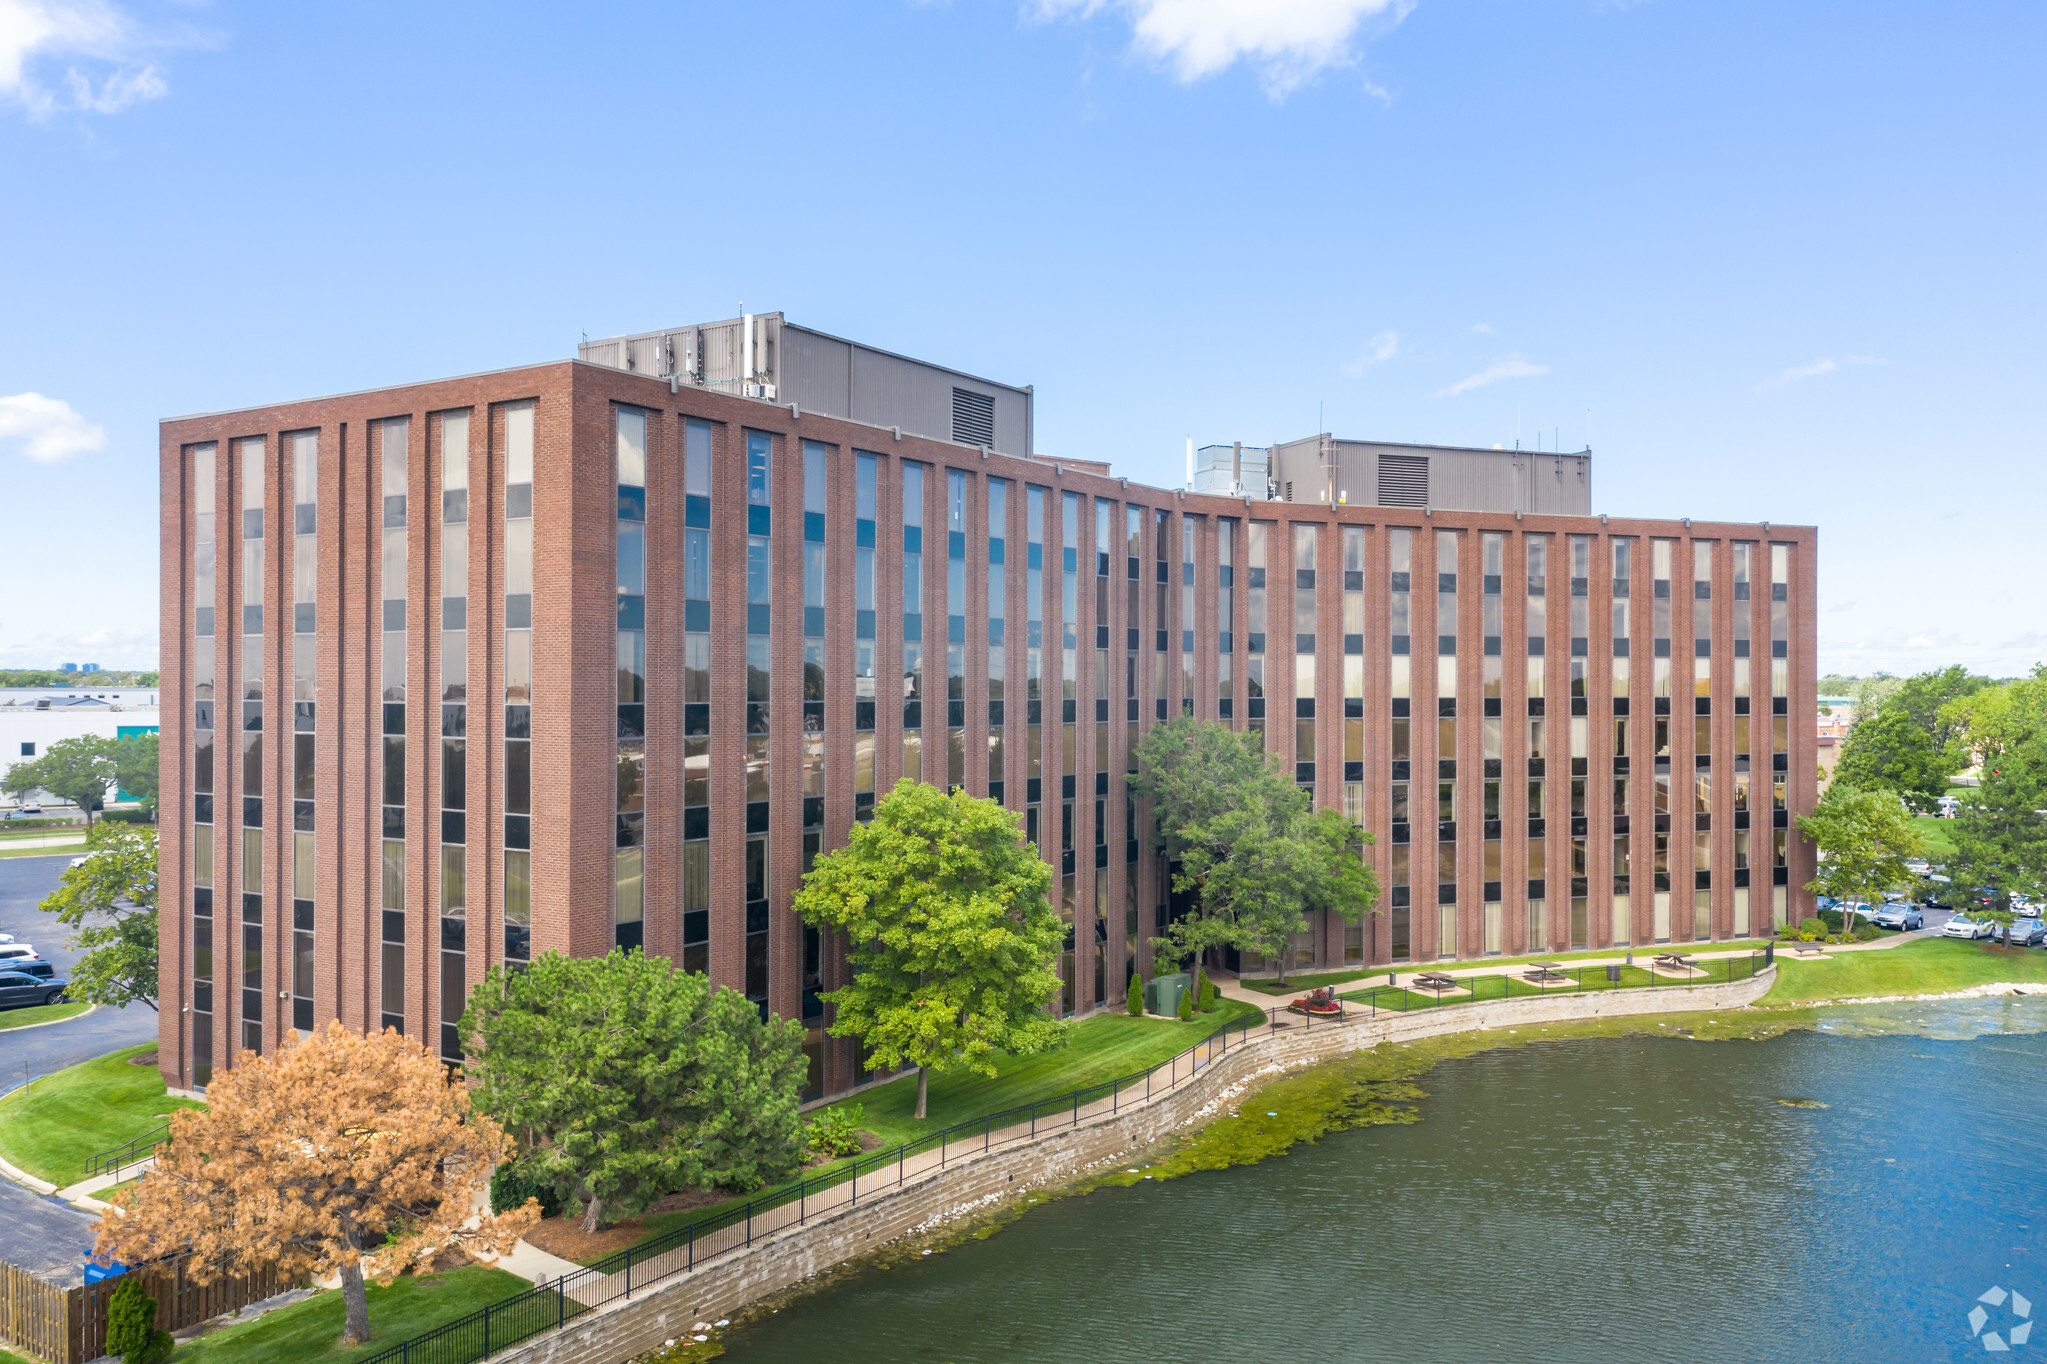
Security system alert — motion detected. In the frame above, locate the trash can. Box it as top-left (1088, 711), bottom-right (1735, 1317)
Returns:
top-left (1144, 972), bottom-right (1191, 1017)
top-left (1605, 963), bottom-right (1621, 983)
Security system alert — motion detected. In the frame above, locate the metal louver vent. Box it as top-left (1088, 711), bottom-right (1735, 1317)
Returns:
top-left (951, 387), bottom-right (996, 449)
top-left (1378, 454), bottom-right (1429, 508)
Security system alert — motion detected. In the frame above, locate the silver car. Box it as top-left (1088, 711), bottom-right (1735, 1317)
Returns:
top-left (2007, 917), bottom-right (2046, 947)
top-left (1871, 903), bottom-right (1925, 931)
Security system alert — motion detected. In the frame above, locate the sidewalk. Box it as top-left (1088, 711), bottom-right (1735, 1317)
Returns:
top-left (1211, 927), bottom-right (1939, 1008)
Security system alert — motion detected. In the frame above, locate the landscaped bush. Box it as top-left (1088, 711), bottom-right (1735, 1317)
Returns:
top-left (1853, 924), bottom-right (1880, 942)
top-left (804, 1103), bottom-right (865, 1160)
top-left (101, 809), bottom-right (155, 825)
top-left (105, 1276), bottom-right (173, 1364)
top-left (1195, 968), bottom-right (1217, 1012)
top-left (488, 1163), bottom-right (561, 1219)
top-left (1127, 971), bottom-right (1142, 1016)
top-left (0, 817), bottom-right (84, 831)
top-left (1176, 987), bottom-right (1193, 1020)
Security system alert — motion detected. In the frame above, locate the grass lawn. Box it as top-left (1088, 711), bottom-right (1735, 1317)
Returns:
top-left (0, 1348), bottom-right (36, 1364)
top-left (0, 842), bottom-right (84, 860)
top-left (586, 997), bottom-right (1268, 1265)
top-left (1761, 936), bottom-right (2047, 1007)
top-left (1241, 940), bottom-right (1775, 996)
top-left (1337, 961), bottom-right (1760, 1011)
top-left (0, 1000), bottom-right (91, 1030)
top-left (0, 1043), bottom-right (202, 1187)
top-left (815, 996), bottom-right (1268, 1150)
top-left (170, 1266), bottom-right (531, 1364)
top-left (1910, 815), bottom-right (1958, 859)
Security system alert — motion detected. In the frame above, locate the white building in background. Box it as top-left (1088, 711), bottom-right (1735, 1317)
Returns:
top-left (0, 696), bottom-right (160, 808)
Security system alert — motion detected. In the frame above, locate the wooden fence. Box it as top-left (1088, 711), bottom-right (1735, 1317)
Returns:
top-left (1, 1255), bottom-right (293, 1364)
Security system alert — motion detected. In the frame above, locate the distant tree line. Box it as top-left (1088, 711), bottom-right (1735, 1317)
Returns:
top-left (0, 669), bottom-right (159, 689)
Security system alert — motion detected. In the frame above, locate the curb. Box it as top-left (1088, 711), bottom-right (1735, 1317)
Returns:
top-left (0, 1149), bottom-right (59, 1196)
top-left (0, 1001), bottom-right (97, 1034)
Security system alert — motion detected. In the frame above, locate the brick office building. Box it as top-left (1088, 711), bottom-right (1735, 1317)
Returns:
top-left (157, 313), bottom-right (1818, 1100)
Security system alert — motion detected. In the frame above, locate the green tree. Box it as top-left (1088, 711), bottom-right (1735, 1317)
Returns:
top-left (38, 824), bottom-right (160, 1010)
top-left (1946, 740), bottom-right (2047, 946)
top-left (1887, 664), bottom-right (1991, 752)
top-left (1941, 666), bottom-right (2047, 767)
top-left (5, 734), bottom-right (121, 826)
top-left (113, 732), bottom-right (160, 818)
top-left (105, 1276), bottom-right (173, 1364)
top-left (1126, 970), bottom-right (1142, 1016)
top-left (792, 778), bottom-right (1064, 1119)
top-left (1795, 783), bottom-right (1924, 934)
top-left (1833, 707), bottom-right (1956, 810)
top-left (461, 949), bottom-right (808, 1233)
top-left (1129, 716), bottom-right (1378, 986)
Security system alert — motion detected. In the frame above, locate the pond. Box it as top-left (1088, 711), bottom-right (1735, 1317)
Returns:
top-left (722, 999), bottom-right (2047, 1363)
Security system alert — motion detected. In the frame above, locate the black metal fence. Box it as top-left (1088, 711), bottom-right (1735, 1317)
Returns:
top-left (358, 953), bottom-right (1768, 1364)
top-left (85, 1122), bottom-right (169, 1179)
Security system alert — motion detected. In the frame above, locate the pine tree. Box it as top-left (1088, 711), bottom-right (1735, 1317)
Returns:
top-left (105, 1277), bottom-right (172, 1364)
top-left (1127, 971), bottom-right (1143, 1016)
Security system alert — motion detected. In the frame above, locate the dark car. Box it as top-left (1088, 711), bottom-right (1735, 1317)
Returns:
top-left (0, 969), bottom-right (67, 1009)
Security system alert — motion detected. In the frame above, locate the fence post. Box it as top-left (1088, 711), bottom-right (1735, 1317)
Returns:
top-left (484, 1303), bottom-right (491, 1358)
top-left (688, 1223), bottom-right (694, 1271)
top-left (560, 1273), bottom-right (568, 1327)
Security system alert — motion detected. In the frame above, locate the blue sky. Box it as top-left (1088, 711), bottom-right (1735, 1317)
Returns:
top-left (2, 0), bottom-right (2042, 677)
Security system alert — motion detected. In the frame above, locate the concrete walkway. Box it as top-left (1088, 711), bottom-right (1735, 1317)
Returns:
top-left (484, 1237), bottom-right (586, 1286)
top-left (1211, 924), bottom-right (1950, 1010)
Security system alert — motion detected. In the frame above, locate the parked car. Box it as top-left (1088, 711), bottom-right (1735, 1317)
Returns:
top-left (0, 944), bottom-right (41, 964)
top-left (2007, 917), bottom-right (2047, 947)
top-left (1942, 915), bottom-right (1997, 940)
top-left (1872, 903), bottom-right (1926, 931)
top-left (5, 804), bottom-right (45, 819)
top-left (0, 970), bottom-right (67, 1009)
top-left (1904, 858), bottom-right (1932, 878)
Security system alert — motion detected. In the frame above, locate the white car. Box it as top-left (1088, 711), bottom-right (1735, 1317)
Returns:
top-left (1941, 915), bottom-right (1996, 941)
top-left (0, 943), bottom-right (41, 963)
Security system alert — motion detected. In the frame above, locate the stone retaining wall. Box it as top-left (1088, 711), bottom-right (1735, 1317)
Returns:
top-left (494, 969), bottom-right (1774, 1364)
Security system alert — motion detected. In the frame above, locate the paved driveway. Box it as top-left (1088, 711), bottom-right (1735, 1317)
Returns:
top-left (0, 1180), bottom-right (97, 1284)
top-left (0, 855), bottom-right (160, 1089)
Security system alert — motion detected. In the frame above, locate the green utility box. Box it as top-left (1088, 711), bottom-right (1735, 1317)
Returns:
top-left (1144, 972), bottom-right (1191, 1017)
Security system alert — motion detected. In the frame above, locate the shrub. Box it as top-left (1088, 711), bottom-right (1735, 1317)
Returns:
top-left (1853, 923), bottom-right (1880, 942)
top-left (1195, 968), bottom-right (1216, 1012)
top-left (804, 1103), bottom-right (865, 1160)
top-left (1127, 971), bottom-right (1142, 1016)
top-left (489, 1163), bottom-right (561, 1219)
top-left (1798, 916), bottom-right (1828, 938)
top-left (105, 1277), bottom-right (173, 1364)
top-left (1176, 986), bottom-right (1193, 1020)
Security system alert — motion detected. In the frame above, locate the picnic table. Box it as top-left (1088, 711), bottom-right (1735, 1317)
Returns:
top-left (1412, 972), bottom-right (1459, 993)
top-left (1652, 952), bottom-right (1697, 971)
top-left (1523, 961), bottom-right (1571, 984)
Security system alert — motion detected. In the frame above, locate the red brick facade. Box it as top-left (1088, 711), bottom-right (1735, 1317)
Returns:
top-left (158, 360), bottom-right (1820, 1099)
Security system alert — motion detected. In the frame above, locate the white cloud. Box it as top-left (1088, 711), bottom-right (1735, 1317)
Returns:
top-left (0, 0), bottom-right (168, 117)
top-left (1435, 354), bottom-right (1549, 398)
top-left (1340, 329), bottom-right (1400, 376)
top-left (0, 392), bottom-right (106, 462)
top-left (1756, 354), bottom-right (1882, 393)
top-left (1032, 0), bottom-right (1416, 98)
top-left (1471, 322), bottom-right (1493, 334)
